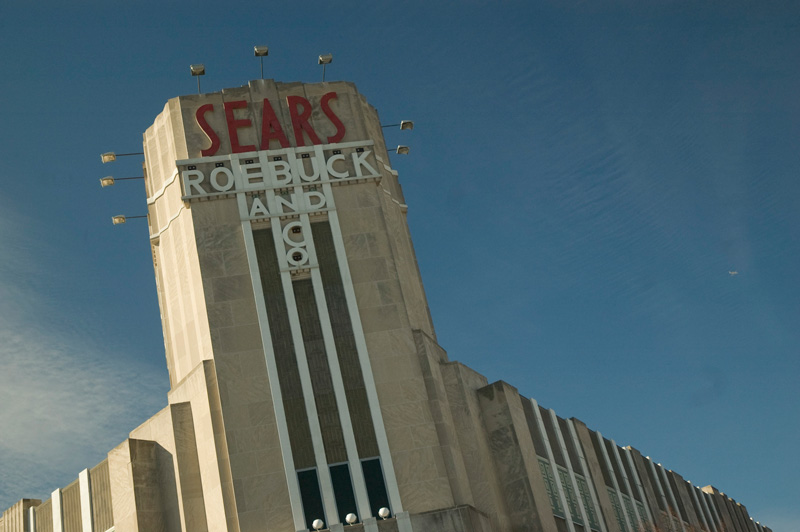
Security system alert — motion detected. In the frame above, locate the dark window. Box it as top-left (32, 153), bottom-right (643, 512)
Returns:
top-left (362, 458), bottom-right (390, 517)
top-left (298, 469), bottom-right (326, 530)
top-left (330, 463), bottom-right (358, 523)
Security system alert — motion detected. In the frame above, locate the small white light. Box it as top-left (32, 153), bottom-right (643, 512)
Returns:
top-left (100, 177), bottom-right (115, 187)
top-left (190, 64), bottom-right (205, 76)
top-left (312, 518), bottom-right (325, 530)
top-left (395, 145), bottom-right (410, 155)
top-left (345, 513), bottom-right (357, 525)
top-left (318, 54), bottom-right (332, 65)
top-left (399, 120), bottom-right (414, 130)
top-left (254, 45), bottom-right (269, 57)
top-left (101, 152), bottom-right (116, 163)
top-left (112, 215), bottom-right (127, 225)
top-left (378, 507), bottom-right (390, 519)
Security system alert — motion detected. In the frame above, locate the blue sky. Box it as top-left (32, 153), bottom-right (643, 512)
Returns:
top-left (0, 1), bottom-right (797, 529)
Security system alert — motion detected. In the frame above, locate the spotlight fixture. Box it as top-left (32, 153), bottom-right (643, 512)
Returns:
top-left (381, 120), bottom-right (414, 130)
top-left (190, 64), bottom-right (205, 93)
top-left (318, 53), bottom-right (332, 82)
top-left (392, 145), bottom-right (410, 155)
top-left (345, 513), bottom-right (357, 525)
top-left (101, 152), bottom-right (144, 164)
top-left (111, 214), bottom-right (147, 225)
top-left (254, 45), bottom-right (268, 79)
top-left (311, 518), bottom-right (324, 530)
top-left (99, 175), bottom-right (144, 188)
top-left (378, 507), bottom-right (391, 520)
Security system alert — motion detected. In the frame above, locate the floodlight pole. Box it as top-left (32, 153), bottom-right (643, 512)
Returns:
top-left (322, 63), bottom-right (327, 82)
top-left (197, 76), bottom-right (201, 94)
top-left (260, 56), bottom-right (264, 79)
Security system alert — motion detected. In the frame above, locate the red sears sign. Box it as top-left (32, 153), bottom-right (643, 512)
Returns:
top-left (195, 92), bottom-right (346, 156)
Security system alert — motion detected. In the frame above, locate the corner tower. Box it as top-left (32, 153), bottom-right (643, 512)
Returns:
top-left (144, 79), bottom-right (445, 531)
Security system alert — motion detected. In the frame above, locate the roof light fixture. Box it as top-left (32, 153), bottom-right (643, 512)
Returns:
top-left (101, 152), bottom-right (144, 164)
top-left (99, 176), bottom-right (144, 188)
top-left (254, 45), bottom-right (268, 78)
top-left (381, 120), bottom-right (414, 130)
top-left (392, 145), bottom-right (410, 155)
top-left (190, 64), bottom-right (205, 93)
top-left (111, 214), bottom-right (147, 225)
top-left (318, 53), bottom-right (332, 82)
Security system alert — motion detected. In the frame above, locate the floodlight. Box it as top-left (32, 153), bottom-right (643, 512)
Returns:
top-left (190, 64), bottom-right (205, 94)
top-left (99, 175), bottom-right (144, 188)
top-left (378, 507), bottom-right (391, 519)
top-left (381, 121), bottom-right (414, 130)
top-left (345, 513), bottom-right (357, 525)
top-left (318, 53), bottom-right (333, 82)
top-left (100, 151), bottom-right (144, 163)
top-left (312, 519), bottom-right (324, 530)
top-left (111, 214), bottom-right (147, 225)
top-left (394, 145), bottom-right (410, 155)
top-left (254, 46), bottom-right (269, 78)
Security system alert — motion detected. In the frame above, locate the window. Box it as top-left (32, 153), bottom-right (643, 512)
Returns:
top-left (362, 458), bottom-right (391, 517)
top-left (298, 468), bottom-right (325, 529)
top-left (539, 458), bottom-right (565, 518)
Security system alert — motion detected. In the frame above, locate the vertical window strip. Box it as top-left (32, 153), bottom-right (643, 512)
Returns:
top-left (292, 279), bottom-right (348, 464)
top-left (607, 488), bottom-right (628, 532)
top-left (558, 466), bottom-right (584, 525)
top-left (636, 501), bottom-right (650, 532)
top-left (575, 475), bottom-right (601, 531)
top-left (254, 229), bottom-right (316, 469)
top-left (622, 494), bottom-right (638, 532)
top-left (539, 458), bottom-right (565, 518)
top-left (311, 222), bottom-right (380, 458)
top-left (566, 420), bottom-right (609, 532)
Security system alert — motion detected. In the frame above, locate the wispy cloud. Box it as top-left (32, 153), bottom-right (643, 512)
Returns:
top-left (0, 206), bottom-right (166, 510)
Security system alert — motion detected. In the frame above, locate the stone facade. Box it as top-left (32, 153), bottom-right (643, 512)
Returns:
top-left (1, 80), bottom-right (772, 532)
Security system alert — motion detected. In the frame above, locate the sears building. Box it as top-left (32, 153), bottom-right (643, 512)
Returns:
top-left (0, 80), bottom-right (772, 532)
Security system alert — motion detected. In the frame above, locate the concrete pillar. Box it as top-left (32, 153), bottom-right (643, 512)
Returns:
top-left (668, 471), bottom-right (701, 530)
top-left (701, 487), bottom-right (737, 532)
top-left (441, 362), bottom-right (511, 531)
top-left (414, 330), bottom-right (474, 507)
top-left (571, 419), bottom-right (623, 532)
top-left (170, 402), bottom-right (209, 532)
top-left (78, 469), bottom-right (93, 532)
top-left (477, 381), bottom-right (557, 532)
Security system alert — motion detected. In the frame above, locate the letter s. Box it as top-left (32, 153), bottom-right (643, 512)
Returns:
top-left (196, 103), bottom-right (221, 156)
top-left (321, 92), bottom-right (346, 143)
